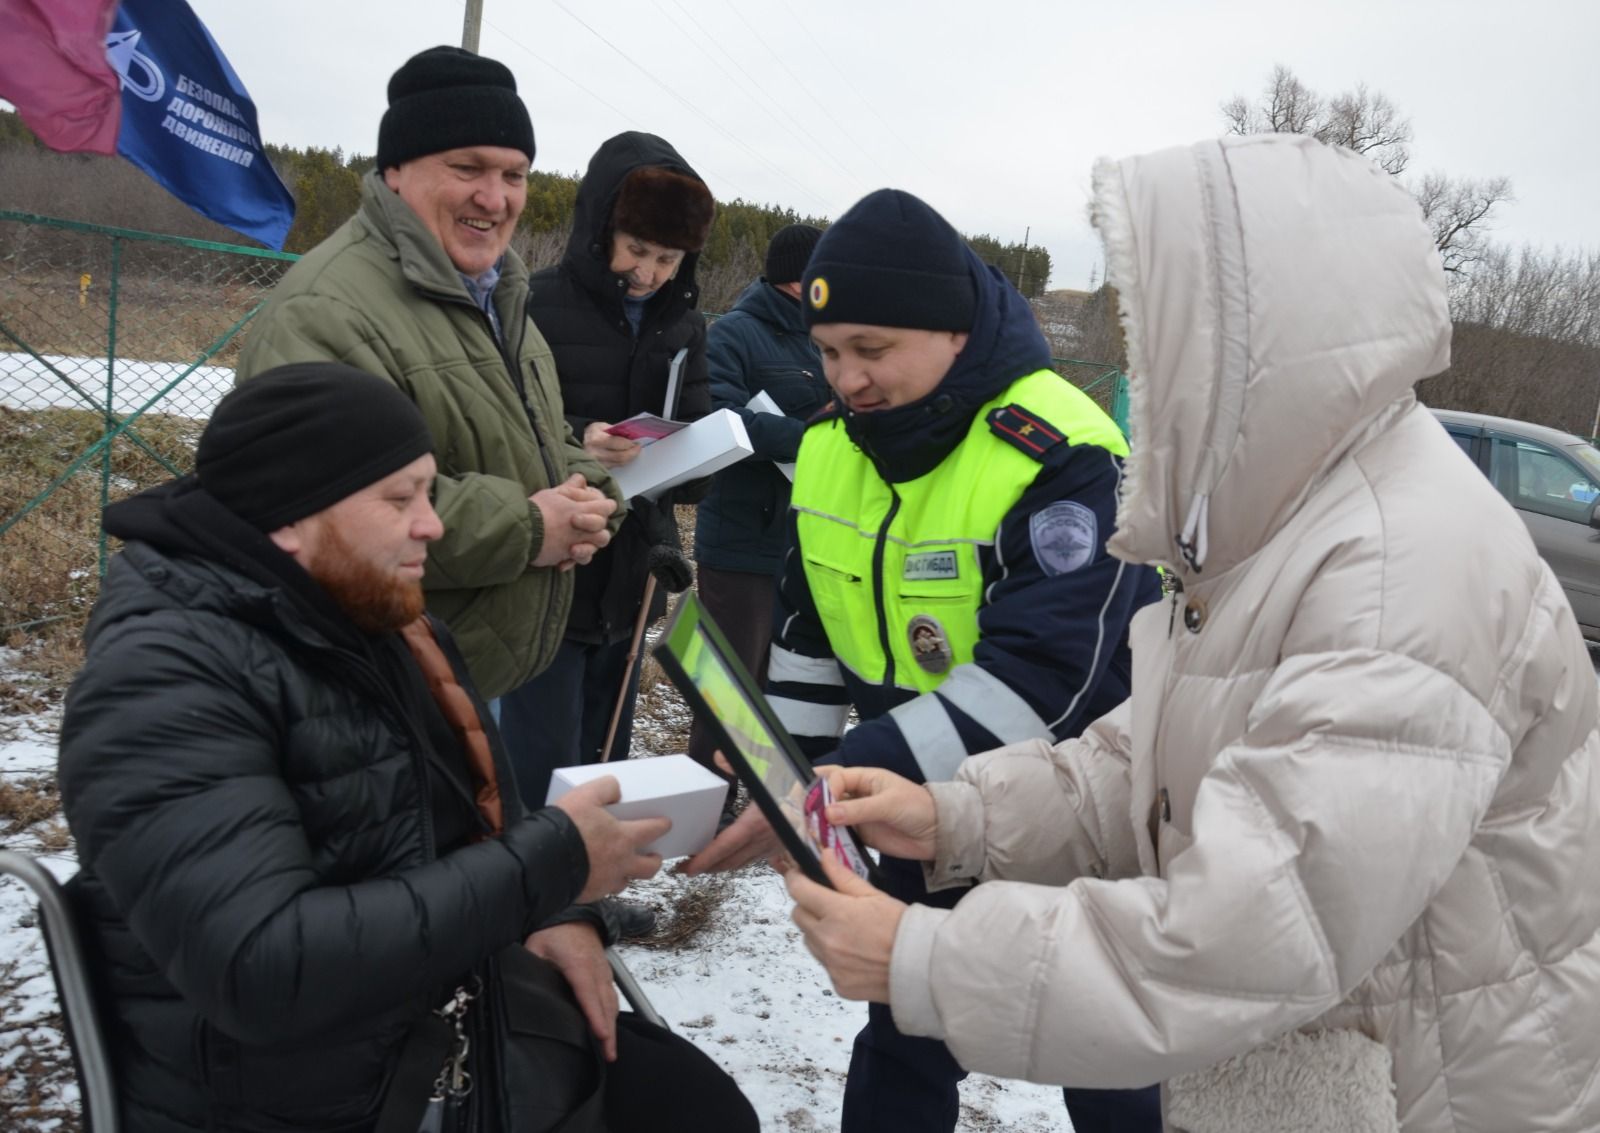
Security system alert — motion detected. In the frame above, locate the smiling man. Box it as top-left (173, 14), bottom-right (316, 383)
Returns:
top-left (238, 46), bottom-right (624, 708)
top-left (687, 189), bottom-right (1161, 1133)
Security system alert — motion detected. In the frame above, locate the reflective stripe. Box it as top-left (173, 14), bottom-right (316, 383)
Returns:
top-left (889, 694), bottom-right (968, 782)
top-left (1049, 554), bottom-right (1129, 731)
top-left (936, 663), bottom-right (1053, 745)
top-left (770, 695), bottom-right (850, 739)
top-left (768, 645), bottom-right (845, 688)
top-left (792, 506), bottom-right (995, 549)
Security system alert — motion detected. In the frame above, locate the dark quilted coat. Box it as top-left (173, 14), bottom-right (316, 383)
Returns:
top-left (58, 480), bottom-right (588, 1132)
top-left (525, 132), bottom-right (713, 642)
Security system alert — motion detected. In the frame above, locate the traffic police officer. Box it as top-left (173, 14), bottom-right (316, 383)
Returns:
top-left (689, 189), bottom-right (1161, 1133)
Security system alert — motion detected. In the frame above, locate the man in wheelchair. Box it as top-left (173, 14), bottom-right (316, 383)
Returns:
top-left (57, 363), bottom-right (756, 1133)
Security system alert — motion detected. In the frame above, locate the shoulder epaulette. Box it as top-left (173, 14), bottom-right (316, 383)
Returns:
top-left (986, 403), bottom-right (1066, 461)
top-left (806, 399), bottom-right (846, 427)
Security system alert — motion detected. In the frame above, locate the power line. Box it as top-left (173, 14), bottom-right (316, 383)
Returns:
top-left (548, 0), bottom-right (833, 212)
top-left (774, 0), bottom-right (939, 183)
top-left (483, 15), bottom-right (750, 200)
top-left (481, 21), bottom-right (634, 137)
top-left (724, 0), bottom-right (909, 190)
top-left (658, 0), bottom-right (864, 195)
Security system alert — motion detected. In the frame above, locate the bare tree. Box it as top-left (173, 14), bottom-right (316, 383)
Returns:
top-left (1223, 65), bottom-right (1411, 172)
top-left (1321, 83), bottom-right (1413, 175)
top-left (1414, 172), bottom-right (1516, 274)
top-left (1424, 245), bottom-right (1600, 434)
top-left (1220, 67), bottom-right (1515, 273)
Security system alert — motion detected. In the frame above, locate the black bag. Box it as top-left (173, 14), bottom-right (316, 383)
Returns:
top-left (379, 946), bottom-right (608, 1133)
top-left (479, 944), bottom-right (608, 1133)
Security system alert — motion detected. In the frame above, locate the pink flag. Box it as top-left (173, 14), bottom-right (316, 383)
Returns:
top-left (0, 0), bottom-right (121, 154)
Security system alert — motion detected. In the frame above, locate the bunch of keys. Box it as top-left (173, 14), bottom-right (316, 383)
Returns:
top-left (419, 980), bottom-right (478, 1132)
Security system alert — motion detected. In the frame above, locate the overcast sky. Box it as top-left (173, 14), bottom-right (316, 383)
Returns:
top-left (175, 1), bottom-right (1600, 289)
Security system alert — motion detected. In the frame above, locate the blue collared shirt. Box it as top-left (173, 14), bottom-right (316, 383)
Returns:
top-left (459, 259), bottom-right (504, 343)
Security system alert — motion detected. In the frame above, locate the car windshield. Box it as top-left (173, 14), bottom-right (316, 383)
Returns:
top-left (1566, 442), bottom-right (1600, 482)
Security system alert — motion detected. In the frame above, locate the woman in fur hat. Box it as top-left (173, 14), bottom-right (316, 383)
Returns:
top-left (510, 134), bottom-right (716, 884)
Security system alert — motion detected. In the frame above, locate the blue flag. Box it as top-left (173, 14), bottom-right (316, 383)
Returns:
top-left (106, 0), bottom-right (294, 248)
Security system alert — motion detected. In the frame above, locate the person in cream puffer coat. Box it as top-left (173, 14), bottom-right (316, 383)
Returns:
top-left (788, 133), bottom-right (1600, 1133)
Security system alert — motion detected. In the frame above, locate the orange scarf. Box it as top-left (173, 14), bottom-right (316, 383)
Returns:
top-left (399, 618), bottom-right (504, 837)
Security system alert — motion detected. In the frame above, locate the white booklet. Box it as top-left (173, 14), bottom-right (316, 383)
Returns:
top-left (746, 390), bottom-right (797, 482)
top-left (610, 408), bottom-right (754, 502)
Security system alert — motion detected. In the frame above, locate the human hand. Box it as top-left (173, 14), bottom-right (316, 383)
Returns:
top-left (531, 474), bottom-right (616, 569)
top-left (819, 766), bottom-right (938, 861)
top-left (551, 776), bottom-right (669, 903)
top-left (681, 799), bottom-right (781, 875)
top-left (784, 850), bottom-right (905, 1003)
top-left (583, 421), bottom-right (643, 468)
top-left (525, 921), bottom-right (619, 1060)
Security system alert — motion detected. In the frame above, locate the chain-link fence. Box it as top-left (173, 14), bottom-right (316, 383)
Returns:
top-left (0, 211), bottom-right (1129, 648)
top-left (1053, 356), bottom-right (1130, 434)
top-left (0, 210), bottom-right (298, 641)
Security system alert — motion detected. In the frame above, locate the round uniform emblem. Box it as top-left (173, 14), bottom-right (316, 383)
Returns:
top-left (809, 276), bottom-right (829, 310)
top-left (906, 613), bottom-right (952, 675)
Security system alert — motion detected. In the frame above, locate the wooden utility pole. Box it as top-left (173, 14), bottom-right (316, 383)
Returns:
top-left (461, 0), bottom-right (483, 53)
top-left (1017, 226), bottom-right (1030, 296)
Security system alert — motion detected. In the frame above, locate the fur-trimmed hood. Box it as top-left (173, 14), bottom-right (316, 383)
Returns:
top-left (1091, 134), bottom-right (1450, 582)
top-left (561, 131), bottom-right (709, 313)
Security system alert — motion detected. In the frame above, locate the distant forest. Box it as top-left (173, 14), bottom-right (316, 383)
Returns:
top-left (0, 109), bottom-right (1051, 312)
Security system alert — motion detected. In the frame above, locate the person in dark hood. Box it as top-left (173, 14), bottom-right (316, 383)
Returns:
top-left (510, 134), bottom-right (715, 841)
top-left (684, 190), bottom-right (1161, 1133)
top-left (686, 223), bottom-right (830, 819)
top-left (58, 363), bottom-right (757, 1133)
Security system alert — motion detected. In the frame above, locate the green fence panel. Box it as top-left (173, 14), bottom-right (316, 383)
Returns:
top-left (0, 210), bottom-right (298, 636)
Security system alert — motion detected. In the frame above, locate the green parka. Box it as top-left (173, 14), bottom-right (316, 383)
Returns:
top-left (238, 171), bottom-right (625, 698)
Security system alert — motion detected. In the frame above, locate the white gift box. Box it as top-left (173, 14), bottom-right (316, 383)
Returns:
top-left (544, 754), bottom-right (727, 860)
top-left (609, 408), bottom-right (753, 501)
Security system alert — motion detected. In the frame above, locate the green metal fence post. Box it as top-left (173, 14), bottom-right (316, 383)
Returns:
top-left (101, 236), bottom-right (122, 576)
top-left (1111, 372), bottom-right (1130, 436)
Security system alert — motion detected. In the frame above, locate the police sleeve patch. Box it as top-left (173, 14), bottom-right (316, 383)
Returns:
top-left (1029, 501), bottom-right (1098, 576)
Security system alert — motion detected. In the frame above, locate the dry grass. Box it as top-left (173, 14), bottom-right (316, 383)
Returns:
top-left (0, 776), bottom-right (59, 833)
top-left (0, 266), bottom-right (286, 367)
top-left (1, 404), bottom-right (200, 662)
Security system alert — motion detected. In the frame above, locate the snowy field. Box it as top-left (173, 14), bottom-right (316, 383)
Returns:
top-left (0, 648), bottom-right (1068, 1132)
top-left (0, 351), bottom-right (233, 417)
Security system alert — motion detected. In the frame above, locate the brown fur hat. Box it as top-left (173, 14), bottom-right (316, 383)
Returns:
top-left (611, 166), bottom-right (715, 252)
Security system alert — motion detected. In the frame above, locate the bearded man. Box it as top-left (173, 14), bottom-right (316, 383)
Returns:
top-left (58, 363), bottom-right (756, 1133)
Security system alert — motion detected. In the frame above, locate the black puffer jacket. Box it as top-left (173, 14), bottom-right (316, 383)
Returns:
top-left (693, 278), bottom-right (828, 574)
top-left (526, 132), bottom-right (712, 642)
top-left (58, 480), bottom-right (589, 1133)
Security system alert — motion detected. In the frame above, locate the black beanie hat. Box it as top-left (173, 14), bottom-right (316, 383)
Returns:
top-left (764, 223), bottom-right (823, 285)
top-left (377, 46), bottom-right (535, 170)
top-left (802, 189), bottom-right (977, 332)
top-left (197, 364), bottom-right (434, 532)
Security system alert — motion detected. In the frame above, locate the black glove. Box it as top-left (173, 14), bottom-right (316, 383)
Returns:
top-left (647, 543), bottom-right (694, 593)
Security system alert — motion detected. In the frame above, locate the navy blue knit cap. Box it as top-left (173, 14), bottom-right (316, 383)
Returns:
top-left (377, 46), bottom-right (535, 170)
top-left (802, 189), bottom-right (977, 332)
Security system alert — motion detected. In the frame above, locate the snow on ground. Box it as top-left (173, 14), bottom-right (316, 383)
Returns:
top-left (0, 648), bottom-right (1068, 1131)
top-left (1, 351), bottom-right (233, 417)
top-left (0, 657), bottom-right (79, 1131)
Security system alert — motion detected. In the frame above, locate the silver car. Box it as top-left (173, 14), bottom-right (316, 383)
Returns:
top-left (1433, 409), bottom-right (1600, 641)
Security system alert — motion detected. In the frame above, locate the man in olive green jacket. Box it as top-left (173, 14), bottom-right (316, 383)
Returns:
top-left (238, 47), bottom-right (623, 700)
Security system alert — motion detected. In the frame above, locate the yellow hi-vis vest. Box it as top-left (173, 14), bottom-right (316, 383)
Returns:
top-left (790, 368), bottom-right (1128, 696)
